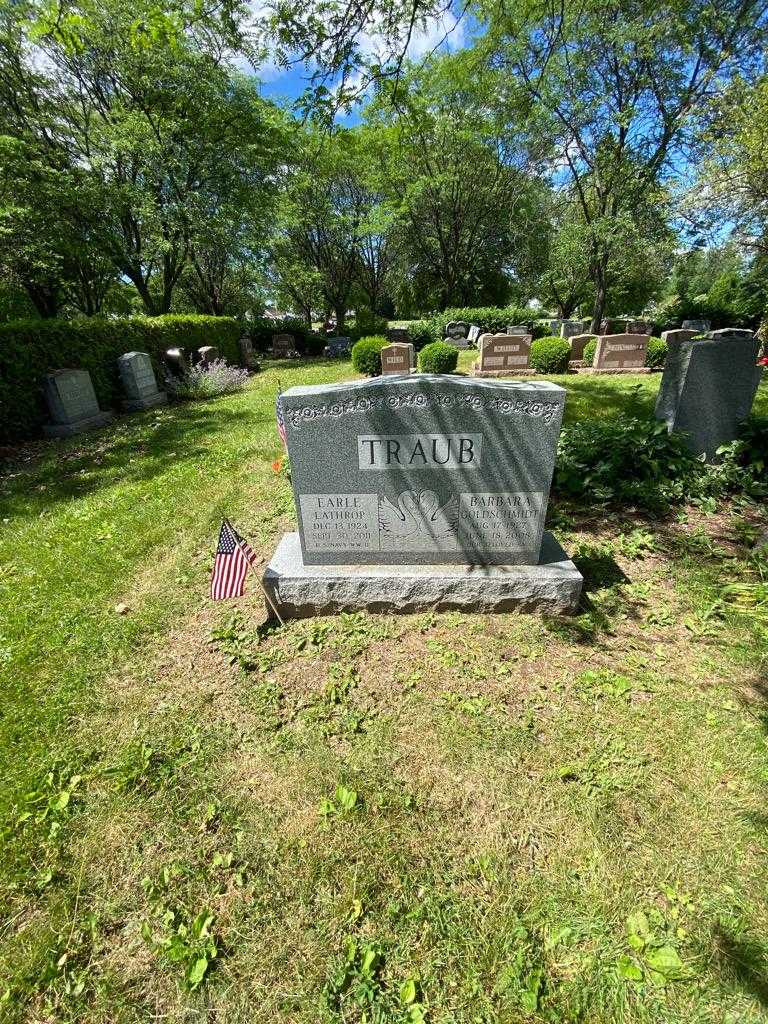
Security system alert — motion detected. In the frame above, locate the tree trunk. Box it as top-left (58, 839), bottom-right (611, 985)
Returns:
top-left (334, 304), bottom-right (347, 333)
top-left (590, 258), bottom-right (609, 333)
top-left (24, 281), bottom-right (59, 318)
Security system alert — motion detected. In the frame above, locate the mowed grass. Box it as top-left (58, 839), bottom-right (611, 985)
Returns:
top-left (1, 360), bottom-right (767, 1023)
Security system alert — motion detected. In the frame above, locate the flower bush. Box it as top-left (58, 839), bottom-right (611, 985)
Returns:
top-left (351, 335), bottom-right (387, 376)
top-left (166, 359), bottom-right (249, 400)
top-left (529, 336), bottom-right (571, 374)
top-left (418, 341), bottom-right (459, 374)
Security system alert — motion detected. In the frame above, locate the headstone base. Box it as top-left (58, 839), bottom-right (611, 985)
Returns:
top-left (471, 364), bottom-right (537, 377)
top-left (574, 367), bottom-right (651, 375)
top-left (122, 392), bottom-right (168, 412)
top-left (43, 411), bottom-right (114, 438)
top-left (262, 531), bottom-right (583, 618)
top-left (568, 360), bottom-right (586, 369)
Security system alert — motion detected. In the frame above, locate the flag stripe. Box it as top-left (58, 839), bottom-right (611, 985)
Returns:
top-left (210, 520), bottom-right (254, 600)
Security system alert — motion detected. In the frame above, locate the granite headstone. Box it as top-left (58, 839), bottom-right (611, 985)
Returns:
top-left (196, 345), bottom-right (219, 367)
top-left (682, 319), bottom-right (710, 333)
top-left (706, 328), bottom-right (754, 342)
top-left (467, 325), bottom-right (481, 345)
top-left (272, 333), bottom-right (296, 358)
top-left (380, 342), bottom-right (415, 375)
top-left (445, 321), bottom-right (470, 349)
top-left (324, 336), bottom-right (352, 357)
top-left (43, 370), bottom-right (113, 438)
top-left (506, 325), bottom-right (530, 335)
top-left (569, 334), bottom-right (595, 361)
top-left (661, 329), bottom-right (697, 345)
top-left (655, 335), bottom-right (762, 459)
top-left (589, 333), bottom-right (649, 371)
top-left (118, 352), bottom-right (167, 412)
top-left (163, 348), bottom-right (188, 379)
top-left (386, 328), bottom-right (411, 345)
top-left (238, 335), bottom-right (258, 370)
top-left (560, 320), bottom-right (586, 339)
top-left (476, 333), bottom-right (532, 374)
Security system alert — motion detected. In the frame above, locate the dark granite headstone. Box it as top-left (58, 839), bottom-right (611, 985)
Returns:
top-left (118, 351), bottom-right (167, 412)
top-left (560, 320), bottom-right (586, 339)
top-left (239, 335), bottom-right (258, 369)
top-left (706, 328), bottom-right (754, 342)
top-left (445, 321), bottom-right (469, 341)
top-left (163, 348), bottom-right (188, 379)
top-left (43, 370), bottom-right (113, 437)
top-left (324, 336), bottom-right (353, 357)
top-left (682, 319), bottom-right (710, 333)
top-left (655, 336), bottom-right (762, 460)
top-left (386, 328), bottom-right (411, 345)
top-left (506, 325), bottom-right (530, 335)
top-left (277, 375), bottom-right (566, 566)
top-left (196, 345), bottom-right (219, 367)
top-left (272, 333), bottom-right (296, 358)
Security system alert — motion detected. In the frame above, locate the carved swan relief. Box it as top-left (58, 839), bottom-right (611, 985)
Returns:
top-left (378, 489), bottom-right (459, 545)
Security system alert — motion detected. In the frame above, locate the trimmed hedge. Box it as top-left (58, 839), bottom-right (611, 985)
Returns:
top-left (408, 305), bottom-right (538, 348)
top-left (418, 341), bottom-right (459, 374)
top-left (351, 335), bottom-right (386, 376)
top-left (582, 336), bottom-right (666, 368)
top-left (529, 336), bottom-right (571, 374)
top-left (247, 317), bottom-right (326, 356)
top-left (0, 314), bottom-right (242, 441)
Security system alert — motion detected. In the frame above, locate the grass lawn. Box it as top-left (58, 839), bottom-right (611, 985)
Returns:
top-left (1, 359), bottom-right (767, 1023)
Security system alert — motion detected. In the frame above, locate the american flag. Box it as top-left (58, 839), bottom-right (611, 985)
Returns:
top-left (210, 519), bottom-right (258, 600)
top-left (276, 392), bottom-right (287, 447)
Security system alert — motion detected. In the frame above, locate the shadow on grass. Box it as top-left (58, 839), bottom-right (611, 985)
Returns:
top-left (0, 400), bottom-right (263, 521)
top-left (559, 377), bottom-right (660, 424)
top-left (711, 924), bottom-right (768, 1009)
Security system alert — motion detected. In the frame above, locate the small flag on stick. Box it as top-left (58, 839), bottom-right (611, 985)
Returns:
top-left (210, 519), bottom-right (259, 600)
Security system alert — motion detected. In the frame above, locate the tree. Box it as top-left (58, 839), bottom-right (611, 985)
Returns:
top-left (485, 0), bottom-right (768, 330)
top-left (366, 53), bottom-right (550, 311)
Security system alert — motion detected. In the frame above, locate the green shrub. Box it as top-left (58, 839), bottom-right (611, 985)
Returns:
top-left (531, 322), bottom-right (552, 340)
top-left (353, 308), bottom-right (389, 339)
top-left (351, 335), bottom-right (386, 376)
top-left (529, 336), bottom-right (571, 374)
top-left (555, 418), bottom-right (703, 509)
top-left (583, 339), bottom-right (597, 365)
top-left (418, 341), bottom-right (459, 374)
top-left (0, 314), bottom-right (242, 441)
top-left (645, 336), bottom-right (667, 368)
top-left (407, 320), bottom-right (435, 350)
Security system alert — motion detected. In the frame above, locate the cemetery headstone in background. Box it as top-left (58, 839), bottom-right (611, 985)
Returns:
top-left (568, 333), bottom-right (595, 368)
top-left (576, 333), bottom-right (651, 374)
top-left (386, 328), bottom-right (411, 345)
top-left (474, 333), bottom-right (533, 376)
top-left (272, 333), bottom-right (296, 358)
top-left (445, 321), bottom-right (470, 348)
top-left (43, 369), bottom-right (113, 437)
top-left (560, 320), bottom-right (586, 339)
top-left (239, 335), bottom-right (258, 370)
top-left (548, 319), bottom-right (563, 334)
top-left (661, 329), bottom-right (697, 345)
top-left (324, 336), bottom-right (352, 358)
top-left (380, 342), bottom-right (415, 375)
top-left (264, 375), bottom-right (582, 616)
top-left (627, 320), bottom-right (652, 335)
top-left (655, 334), bottom-right (762, 459)
top-left (682, 319), bottom-right (710, 332)
top-left (506, 325), bottom-right (530, 335)
top-left (706, 328), bottom-right (754, 342)
top-left (118, 352), bottom-right (167, 412)
top-left (467, 325), bottom-right (481, 346)
top-left (196, 346), bottom-right (219, 366)
top-left (163, 348), bottom-right (188, 379)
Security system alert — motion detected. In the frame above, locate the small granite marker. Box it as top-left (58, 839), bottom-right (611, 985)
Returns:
top-left (263, 375), bottom-right (582, 616)
top-left (324, 336), bottom-right (352, 357)
top-left (655, 334), bottom-right (762, 459)
top-left (682, 319), bottom-right (710, 333)
top-left (474, 333), bottom-right (533, 376)
top-left (43, 369), bottom-right (113, 437)
top-left (576, 333), bottom-right (650, 374)
top-left (380, 342), bottom-right (415, 375)
top-left (118, 352), bottom-right (167, 411)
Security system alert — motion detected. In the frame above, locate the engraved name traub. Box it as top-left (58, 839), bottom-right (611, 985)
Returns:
top-left (358, 433), bottom-right (483, 470)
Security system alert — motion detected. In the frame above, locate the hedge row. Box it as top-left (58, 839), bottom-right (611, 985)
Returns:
top-left (0, 314), bottom-right (242, 441)
top-left (408, 305), bottom-right (551, 348)
top-left (246, 317), bottom-right (327, 355)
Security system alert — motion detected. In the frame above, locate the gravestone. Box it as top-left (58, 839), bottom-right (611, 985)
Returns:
top-left (576, 333), bottom-right (650, 374)
top-left (117, 352), bottom-right (167, 412)
top-left (706, 328), bottom-right (754, 342)
top-left (568, 334), bottom-right (595, 365)
top-left (548, 319), bottom-right (563, 334)
top-left (627, 320), bottom-right (652, 335)
top-left (560, 320), bottom-right (585, 339)
top-left (655, 335), bottom-right (762, 459)
top-left (324, 336), bottom-right (352, 358)
top-left (506, 325), bottom-right (530, 335)
top-left (272, 333), bottom-right (296, 358)
top-left (682, 319), bottom-right (710, 333)
top-left (445, 321), bottom-right (470, 349)
top-left (661, 328), bottom-right (697, 345)
top-left (239, 335), bottom-right (258, 370)
top-left (43, 370), bottom-right (113, 438)
top-left (263, 375), bottom-right (582, 616)
top-left (474, 333), bottom-right (533, 376)
top-left (163, 348), bottom-right (188, 379)
top-left (386, 327), bottom-right (410, 345)
top-left (467, 325), bottom-right (481, 346)
top-left (196, 345), bottom-right (219, 366)
top-left (380, 342), bottom-right (415, 375)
